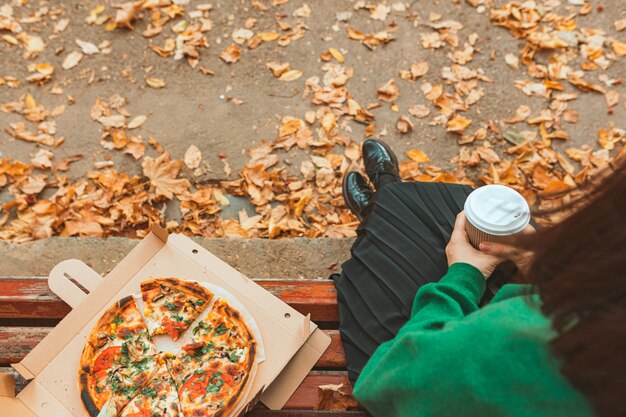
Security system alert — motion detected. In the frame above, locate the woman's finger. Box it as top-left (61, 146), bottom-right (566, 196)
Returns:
top-left (450, 212), bottom-right (468, 242)
top-left (478, 242), bottom-right (518, 258)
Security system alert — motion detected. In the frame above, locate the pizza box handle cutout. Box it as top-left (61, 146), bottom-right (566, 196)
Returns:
top-left (48, 259), bottom-right (104, 308)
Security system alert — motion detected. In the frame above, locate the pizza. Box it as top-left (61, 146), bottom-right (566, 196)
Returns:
top-left (164, 298), bottom-right (256, 417)
top-left (119, 360), bottom-right (180, 417)
top-left (79, 280), bottom-right (256, 417)
top-left (141, 278), bottom-right (214, 340)
top-left (79, 296), bottom-right (158, 417)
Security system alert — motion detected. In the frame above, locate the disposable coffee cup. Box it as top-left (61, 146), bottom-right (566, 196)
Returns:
top-left (464, 184), bottom-right (531, 249)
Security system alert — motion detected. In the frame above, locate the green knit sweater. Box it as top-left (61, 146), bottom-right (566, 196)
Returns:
top-left (353, 263), bottom-right (594, 417)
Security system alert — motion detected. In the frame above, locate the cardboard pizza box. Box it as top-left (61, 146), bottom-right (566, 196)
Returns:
top-left (5, 226), bottom-right (331, 416)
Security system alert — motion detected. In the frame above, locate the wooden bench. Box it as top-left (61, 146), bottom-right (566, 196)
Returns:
top-left (0, 276), bottom-right (367, 416)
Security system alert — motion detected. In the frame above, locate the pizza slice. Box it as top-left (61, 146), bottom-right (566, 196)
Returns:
top-left (119, 359), bottom-right (181, 417)
top-left (99, 355), bottom-right (160, 417)
top-left (140, 278), bottom-right (214, 340)
top-left (79, 296), bottom-right (157, 417)
top-left (191, 298), bottom-right (255, 349)
top-left (175, 356), bottom-right (253, 417)
top-left (165, 298), bottom-right (256, 417)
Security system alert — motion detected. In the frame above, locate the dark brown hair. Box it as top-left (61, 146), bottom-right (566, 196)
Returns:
top-left (521, 161), bottom-right (626, 417)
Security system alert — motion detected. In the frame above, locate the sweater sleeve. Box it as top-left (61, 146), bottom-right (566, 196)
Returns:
top-left (408, 262), bottom-right (486, 329)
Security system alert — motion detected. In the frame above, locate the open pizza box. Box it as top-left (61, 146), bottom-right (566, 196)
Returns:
top-left (0, 225), bottom-right (331, 416)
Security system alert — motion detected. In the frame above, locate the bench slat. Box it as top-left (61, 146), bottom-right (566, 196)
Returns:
top-left (0, 327), bottom-right (345, 368)
top-left (248, 411), bottom-right (367, 417)
top-left (0, 277), bottom-right (338, 323)
top-left (0, 368), bottom-right (360, 412)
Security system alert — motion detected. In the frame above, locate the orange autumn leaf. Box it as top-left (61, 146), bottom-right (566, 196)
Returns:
top-left (141, 151), bottom-right (190, 199)
top-left (220, 44), bottom-right (241, 63)
top-left (542, 180), bottom-right (571, 197)
top-left (111, 129), bottom-right (128, 149)
top-left (406, 149), bottom-right (431, 163)
top-left (315, 384), bottom-right (359, 411)
top-left (446, 116), bottom-right (472, 133)
top-left (377, 79), bottom-right (399, 102)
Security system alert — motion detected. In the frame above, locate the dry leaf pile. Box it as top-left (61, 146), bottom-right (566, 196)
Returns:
top-left (1, 0), bottom-right (625, 243)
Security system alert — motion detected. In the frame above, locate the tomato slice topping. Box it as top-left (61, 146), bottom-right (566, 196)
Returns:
top-left (180, 372), bottom-right (208, 401)
top-left (93, 346), bottom-right (122, 373)
top-left (162, 316), bottom-right (186, 340)
top-left (182, 342), bottom-right (205, 353)
top-left (221, 373), bottom-right (233, 387)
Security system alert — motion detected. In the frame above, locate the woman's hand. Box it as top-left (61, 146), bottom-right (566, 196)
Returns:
top-left (446, 212), bottom-right (501, 278)
top-left (478, 224), bottom-right (536, 275)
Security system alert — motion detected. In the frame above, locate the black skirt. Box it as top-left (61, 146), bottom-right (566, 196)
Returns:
top-left (333, 181), bottom-right (474, 385)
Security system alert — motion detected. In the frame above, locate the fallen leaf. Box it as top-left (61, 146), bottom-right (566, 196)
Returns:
top-left (95, 161), bottom-right (115, 169)
top-left (396, 116), bottom-right (414, 133)
top-left (563, 110), bottom-right (579, 123)
top-left (612, 41), bottom-right (626, 57)
top-left (409, 104), bottom-right (431, 119)
top-left (504, 53), bottom-right (519, 69)
top-left (146, 77), bottom-right (166, 88)
top-left (232, 28), bottom-right (254, 44)
top-left (266, 62), bottom-right (290, 77)
top-left (128, 115), bottom-right (147, 129)
top-left (316, 384), bottom-right (359, 411)
top-left (113, 0), bottom-right (145, 30)
top-left (220, 44), bottom-right (241, 63)
top-left (328, 47), bottom-right (344, 63)
top-left (259, 31), bottom-right (280, 41)
top-left (62, 51), bottom-right (83, 70)
top-left (98, 115), bottom-right (126, 129)
top-left (75, 39), bottom-right (99, 55)
top-left (506, 105), bottom-right (531, 123)
top-left (184, 145), bottom-right (202, 169)
top-left (377, 79), bottom-right (399, 102)
top-left (447, 116), bottom-right (472, 133)
top-left (344, 143), bottom-right (360, 161)
top-left (124, 137), bottom-right (145, 159)
top-left (370, 4), bottom-right (391, 21)
top-left (605, 91), bottom-right (619, 108)
top-left (293, 4), bottom-right (312, 18)
top-left (142, 152), bottom-right (190, 199)
top-left (19, 175), bottom-right (46, 195)
top-left (279, 69), bottom-right (303, 82)
top-left (400, 61), bottom-right (429, 81)
top-left (406, 149), bottom-right (431, 163)
top-left (30, 149), bottom-right (54, 169)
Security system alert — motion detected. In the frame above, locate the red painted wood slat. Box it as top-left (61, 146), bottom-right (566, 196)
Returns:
top-left (0, 277), bottom-right (339, 322)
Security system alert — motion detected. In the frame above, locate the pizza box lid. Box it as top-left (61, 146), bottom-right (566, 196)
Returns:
top-left (9, 225), bottom-right (331, 416)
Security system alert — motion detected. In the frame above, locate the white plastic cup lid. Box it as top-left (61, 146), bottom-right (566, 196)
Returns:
top-left (464, 184), bottom-right (530, 236)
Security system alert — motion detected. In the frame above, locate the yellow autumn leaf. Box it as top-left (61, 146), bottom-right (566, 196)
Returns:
top-left (279, 69), bottom-right (303, 82)
top-left (259, 32), bottom-right (280, 41)
top-left (328, 47), bottom-right (344, 63)
top-left (146, 77), bottom-right (166, 89)
top-left (612, 41), bottom-right (626, 57)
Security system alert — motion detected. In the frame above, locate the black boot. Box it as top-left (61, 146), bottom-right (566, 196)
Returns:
top-left (363, 139), bottom-right (400, 190)
top-left (342, 171), bottom-right (375, 221)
